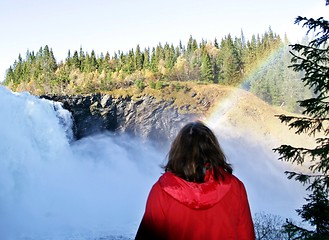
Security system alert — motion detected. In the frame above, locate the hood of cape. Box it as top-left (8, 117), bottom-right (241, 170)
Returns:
top-left (159, 170), bottom-right (232, 210)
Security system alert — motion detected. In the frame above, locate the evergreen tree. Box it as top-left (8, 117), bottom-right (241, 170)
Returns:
top-left (66, 50), bottom-right (72, 68)
top-left (79, 47), bottom-right (85, 71)
top-left (240, 29), bottom-right (246, 49)
top-left (110, 52), bottom-right (119, 72)
top-left (149, 47), bottom-right (158, 73)
top-left (72, 50), bottom-right (80, 69)
top-left (3, 27), bottom-right (308, 97)
top-left (126, 48), bottom-right (135, 73)
top-left (297, 183), bottom-right (329, 237)
top-left (179, 40), bottom-right (185, 54)
top-left (90, 50), bottom-right (98, 72)
top-left (214, 38), bottom-right (219, 49)
top-left (56, 64), bottom-right (70, 89)
top-left (155, 43), bottom-right (164, 62)
top-left (118, 51), bottom-right (125, 71)
top-left (48, 48), bottom-right (57, 72)
top-left (13, 54), bottom-right (23, 83)
top-left (102, 52), bottom-right (111, 72)
top-left (186, 35), bottom-right (194, 55)
top-left (36, 46), bottom-right (43, 59)
top-left (164, 43), bottom-right (176, 70)
top-left (192, 39), bottom-right (198, 52)
top-left (186, 35), bottom-right (198, 56)
top-left (84, 52), bottom-right (91, 72)
top-left (4, 66), bottom-right (15, 84)
top-left (233, 36), bottom-right (245, 81)
top-left (135, 44), bottom-right (143, 71)
top-left (200, 52), bottom-right (214, 82)
top-left (98, 52), bottom-right (104, 72)
top-left (218, 34), bottom-right (241, 85)
top-left (274, 2), bottom-right (329, 238)
top-left (245, 34), bottom-right (258, 74)
top-left (143, 48), bottom-right (150, 69)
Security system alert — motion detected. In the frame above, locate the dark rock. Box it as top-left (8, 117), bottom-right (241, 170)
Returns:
top-left (40, 94), bottom-right (196, 143)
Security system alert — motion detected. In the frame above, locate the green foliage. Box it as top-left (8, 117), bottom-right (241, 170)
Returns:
top-left (135, 79), bottom-right (145, 90)
top-left (200, 52), bottom-right (214, 82)
top-left (149, 80), bottom-right (156, 89)
top-left (155, 81), bottom-right (164, 90)
top-left (274, 2), bottom-right (329, 238)
top-left (248, 40), bottom-right (312, 112)
top-left (283, 183), bottom-right (329, 239)
top-left (135, 44), bottom-right (143, 71)
top-left (297, 184), bottom-right (329, 235)
top-left (216, 34), bottom-right (243, 85)
top-left (2, 29), bottom-right (313, 106)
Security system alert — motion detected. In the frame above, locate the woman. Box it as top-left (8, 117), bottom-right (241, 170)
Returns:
top-left (136, 121), bottom-right (255, 240)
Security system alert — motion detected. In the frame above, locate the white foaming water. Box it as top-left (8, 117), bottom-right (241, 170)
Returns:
top-left (214, 124), bottom-right (306, 218)
top-left (0, 86), bottom-right (305, 239)
top-left (0, 87), bottom-right (163, 240)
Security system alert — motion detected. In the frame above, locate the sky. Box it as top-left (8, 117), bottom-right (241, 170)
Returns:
top-left (0, 0), bottom-right (328, 82)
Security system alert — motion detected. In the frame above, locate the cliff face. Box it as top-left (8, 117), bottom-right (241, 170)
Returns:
top-left (41, 85), bottom-right (315, 150)
top-left (42, 94), bottom-right (195, 142)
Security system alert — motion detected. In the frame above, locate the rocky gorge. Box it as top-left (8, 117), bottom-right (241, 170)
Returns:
top-left (41, 84), bottom-right (315, 151)
top-left (41, 94), bottom-right (196, 142)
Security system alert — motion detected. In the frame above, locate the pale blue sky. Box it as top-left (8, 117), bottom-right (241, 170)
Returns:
top-left (0, 0), bottom-right (327, 82)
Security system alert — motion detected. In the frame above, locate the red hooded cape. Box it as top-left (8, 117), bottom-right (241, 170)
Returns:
top-left (136, 171), bottom-right (255, 240)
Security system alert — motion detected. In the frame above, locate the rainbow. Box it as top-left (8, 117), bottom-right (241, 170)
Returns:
top-left (204, 43), bottom-right (286, 129)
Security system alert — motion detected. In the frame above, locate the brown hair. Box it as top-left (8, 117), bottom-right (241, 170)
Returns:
top-left (165, 121), bottom-right (232, 183)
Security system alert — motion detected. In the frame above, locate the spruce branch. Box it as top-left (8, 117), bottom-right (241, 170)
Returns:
top-left (295, 16), bottom-right (329, 47)
top-left (275, 114), bottom-right (328, 135)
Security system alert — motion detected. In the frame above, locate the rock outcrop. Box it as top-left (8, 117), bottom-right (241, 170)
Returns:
top-left (41, 94), bottom-right (196, 142)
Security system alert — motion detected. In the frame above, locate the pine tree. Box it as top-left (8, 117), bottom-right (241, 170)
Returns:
top-left (90, 50), bottom-right (98, 72)
top-left (179, 40), bottom-right (185, 54)
top-left (273, 2), bottom-right (329, 238)
top-left (102, 52), bottom-right (111, 72)
top-left (4, 66), bottom-right (15, 84)
top-left (240, 29), bottom-right (246, 49)
top-left (164, 43), bottom-right (176, 70)
top-left (135, 44), bottom-right (143, 71)
top-left (84, 53), bottom-right (91, 72)
top-left (14, 54), bottom-right (23, 83)
top-left (155, 43), bottom-right (164, 62)
top-left (126, 48), bottom-right (135, 74)
top-left (48, 48), bottom-right (57, 72)
top-left (297, 183), bottom-right (329, 237)
top-left (72, 50), bottom-right (80, 69)
top-left (245, 35), bottom-right (258, 74)
top-left (149, 47), bottom-right (158, 73)
top-left (214, 38), bottom-right (219, 49)
top-left (66, 50), bottom-right (72, 68)
top-left (79, 47), bottom-right (85, 71)
top-left (200, 52), bottom-right (214, 82)
top-left (218, 34), bottom-right (241, 85)
top-left (233, 36), bottom-right (244, 81)
top-left (143, 47), bottom-right (150, 69)
top-left (186, 35), bottom-right (194, 55)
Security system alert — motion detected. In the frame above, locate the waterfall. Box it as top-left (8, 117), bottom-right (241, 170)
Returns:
top-left (0, 87), bottom-right (163, 239)
top-left (0, 86), bottom-right (305, 239)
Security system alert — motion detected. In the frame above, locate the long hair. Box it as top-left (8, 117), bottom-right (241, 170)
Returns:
top-left (165, 121), bottom-right (232, 183)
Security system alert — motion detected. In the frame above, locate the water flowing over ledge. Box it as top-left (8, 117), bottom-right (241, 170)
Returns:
top-left (1, 87), bottom-right (307, 240)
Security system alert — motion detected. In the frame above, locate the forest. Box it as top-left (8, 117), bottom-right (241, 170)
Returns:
top-left (3, 28), bottom-right (312, 113)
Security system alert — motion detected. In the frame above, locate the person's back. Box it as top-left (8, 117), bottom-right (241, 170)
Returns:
top-left (135, 121), bottom-right (255, 239)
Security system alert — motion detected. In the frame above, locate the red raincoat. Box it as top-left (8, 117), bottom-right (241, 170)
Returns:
top-left (136, 170), bottom-right (255, 240)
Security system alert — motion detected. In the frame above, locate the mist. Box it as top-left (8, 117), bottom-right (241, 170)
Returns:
top-left (0, 86), bottom-right (305, 239)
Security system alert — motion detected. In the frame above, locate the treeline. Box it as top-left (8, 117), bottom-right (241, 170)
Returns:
top-left (3, 28), bottom-right (311, 112)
